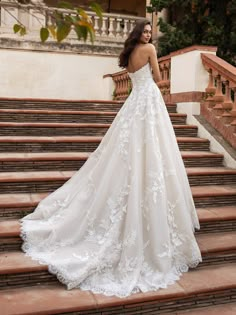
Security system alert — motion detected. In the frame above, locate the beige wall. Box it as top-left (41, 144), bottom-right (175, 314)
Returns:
top-left (0, 49), bottom-right (120, 100)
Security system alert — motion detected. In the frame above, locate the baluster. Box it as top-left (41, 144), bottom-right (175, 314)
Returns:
top-left (212, 74), bottom-right (225, 117)
top-left (117, 75), bottom-right (122, 99)
top-left (205, 69), bottom-right (216, 109)
top-left (108, 17), bottom-right (115, 37)
top-left (222, 81), bottom-right (233, 124)
top-left (116, 18), bottom-right (122, 38)
top-left (113, 77), bottom-right (118, 100)
top-left (94, 16), bottom-right (100, 36)
top-left (230, 87), bottom-right (236, 134)
top-left (159, 64), bottom-right (164, 81)
top-left (123, 19), bottom-right (129, 38)
top-left (129, 19), bottom-right (135, 32)
top-left (163, 64), bottom-right (168, 81)
top-left (101, 16), bottom-right (108, 37)
top-left (121, 75), bottom-right (125, 99)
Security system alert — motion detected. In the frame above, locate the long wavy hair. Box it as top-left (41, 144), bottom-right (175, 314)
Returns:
top-left (119, 19), bottom-right (152, 68)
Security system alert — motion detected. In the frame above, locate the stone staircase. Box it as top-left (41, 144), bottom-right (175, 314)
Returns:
top-left (0, 98), bottom-right (235, 315)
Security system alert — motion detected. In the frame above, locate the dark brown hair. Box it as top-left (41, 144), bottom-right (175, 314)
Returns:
top-left (119, 19), bottom-right (152, 68)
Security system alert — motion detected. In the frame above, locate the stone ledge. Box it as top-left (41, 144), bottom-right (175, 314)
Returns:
top-left (170, 45), bottom-right (217, 57)
top-left (0, 38), bottom-right (122, 56)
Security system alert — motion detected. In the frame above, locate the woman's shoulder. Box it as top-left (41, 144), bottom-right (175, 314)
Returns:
top-left (138, 43), bottom-right (156, 54)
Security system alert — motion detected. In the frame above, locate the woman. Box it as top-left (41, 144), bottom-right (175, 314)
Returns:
top-left (21, 19), bottom-right (202, 298)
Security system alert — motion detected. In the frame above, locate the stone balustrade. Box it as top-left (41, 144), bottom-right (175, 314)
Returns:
top-left (108, 56), bottom-right (171, 101)
top-left (0, 1), bottom-right (143, 43)
top-left (201, 53), bottom-right (236, 149)
top-left (157, 54), bottom-right (171, 102)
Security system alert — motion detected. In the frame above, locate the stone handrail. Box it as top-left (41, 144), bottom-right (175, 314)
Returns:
top-left (0, 1), bottom-right (143, 43)
top-left (108, 56), bottom-right (171, 101)
top-left (201, 53), bottom-right (236, 148)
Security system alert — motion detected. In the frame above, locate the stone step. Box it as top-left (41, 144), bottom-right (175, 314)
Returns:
top-left (0, 186), bottom-right (235, 220)
top-left (0, 152), bottom-right (224, 172)
top-left (186, 167), bottom-right (236, 186)
top-left (0, 109), bottom-right (119, 124)
top-left (0, 98), bottom-right (177, 112)
top-left (0, 122), bottom-right (198, 137)
top-left (0, 263), bottom-right (235, 314)
top-left (165, 303), bottom-right (236, 315)
top-left (191, 185), bottom-right (236, 207)
top-left (0, 135), bottom-right (209, 153)
top-left (1, 207), bottom-right (235, 251)
top-left (0, 108), bottom-right (181, 123)
top-left (197, 206), bottom-right (236, 234)
top-left (0, 99), bottom-right (124, 112)
top-left (0, 167), bottom-right (234, 194)
top-left (0, 232), bottom-right (235, 289)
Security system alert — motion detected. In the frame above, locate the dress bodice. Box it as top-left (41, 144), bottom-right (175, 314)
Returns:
top-left (128, 63), bottom-right (153, 87)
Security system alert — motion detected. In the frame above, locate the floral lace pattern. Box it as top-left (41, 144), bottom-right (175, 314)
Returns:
top-left (21, 63), bottom-right (202, 298)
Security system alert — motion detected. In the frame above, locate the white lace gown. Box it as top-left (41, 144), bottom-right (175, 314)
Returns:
top-left (21, 63), bottom-right (202, 298)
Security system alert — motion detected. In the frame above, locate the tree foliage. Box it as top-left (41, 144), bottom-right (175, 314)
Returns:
top-left (11, 1), bottom-right (102, 43)
top-left (147, 0), bottom-right (236, 66)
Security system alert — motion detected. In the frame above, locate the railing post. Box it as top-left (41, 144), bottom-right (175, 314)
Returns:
top-left (123, 19), bottom-right (129, 38)
top-left (205, 69), bottom-right (216, 109)
top-left (230, 87), bottom-right (236, 132)
top-left (101, 16), bottom-right (108, 36)
top-left (94, 15), bottom-right (100, 36)
top-left (108, 17), bottom-right (115, 38)
top-left (212, 74), bottom-right (225, 116)
top-left (222, 80), bottom-right (233, 124)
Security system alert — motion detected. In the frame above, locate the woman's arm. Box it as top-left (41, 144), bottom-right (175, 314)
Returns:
top-left (147, 44), bottom-right (162, 83)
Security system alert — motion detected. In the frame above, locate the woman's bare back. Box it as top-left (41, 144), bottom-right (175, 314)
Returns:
top-left (126, 44), bottom-right (150, 73)
top-left (126, 43), bottom-right (161, 82)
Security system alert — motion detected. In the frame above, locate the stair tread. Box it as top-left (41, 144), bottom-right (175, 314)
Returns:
top-left (1, 204), bottom-right (236, 236)
top-left (197, 206), bottom-right (236, 221)
top-left (185, 167), bottom-right (236, 175)
top-left (0, 206), bottom-right (235, 236)
top-left (197, 231), bottom-right (236, 253)
top-left (0, 98), bottom-right (123, 104)
top-left (0, 108), bottom-right (118, 115)
top-left (0, 264), bottom-right (235, 315)
top-left (0, 152), bottom-right (91, 161)
top-left (0, 135), bottom-right (104, 143)
top-left (0, 186), bottom-right (235, 208)
top-left (0, 151), bottom-right (223, 161)
top-left (191, 185), bottom-right (236, 196)
top-left (0, 121), bottom-right (192, 128)
top-left (0, 108), bottom-right (185, 116)
top-left (0, 135), bottom-right (208, 143)
top-left (0, 192), bottom-right (48, 207)
top-left (0, 224), bottom-right (235, 255)
top-left (0, 167), bottom-right (235, 182)
top-left (0, 122), bottom-right (111, 128)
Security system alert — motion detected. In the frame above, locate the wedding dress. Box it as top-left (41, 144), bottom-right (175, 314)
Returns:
top-left (21, 62), bottom-right (202, 298)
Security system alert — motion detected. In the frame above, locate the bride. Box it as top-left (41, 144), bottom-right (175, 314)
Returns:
top-left (21, 19), bottom-right (202, 298)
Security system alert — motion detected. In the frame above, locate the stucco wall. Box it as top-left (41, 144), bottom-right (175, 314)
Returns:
top-left (171, 49), bottom-right (216, 94)
top-left (0, 49), bottom-right (120, 100)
